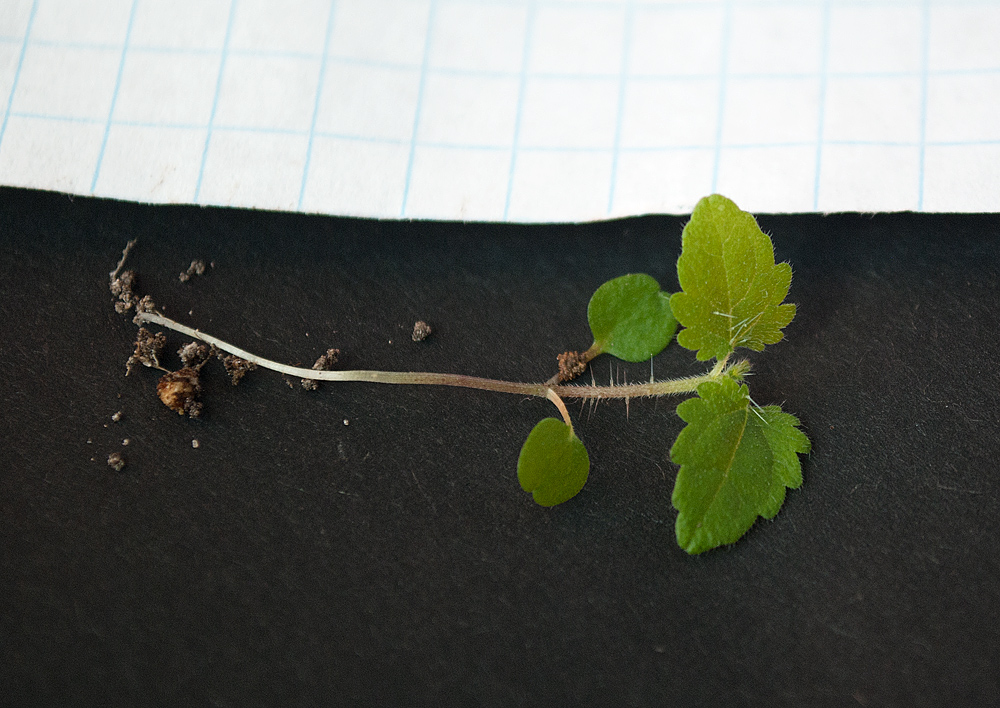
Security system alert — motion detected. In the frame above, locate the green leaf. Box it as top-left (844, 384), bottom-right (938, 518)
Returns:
top-left (588, 273), bottom-right (678, 362)
top-left (670, 195), bottom-right (796, 362)
top-left (670, 377), bottom-right (810, 554)
top-left (517, 418), bottom-right (590, 507)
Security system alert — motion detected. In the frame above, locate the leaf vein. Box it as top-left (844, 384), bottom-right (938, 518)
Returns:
top-left (695, 403), bottom-right (750, 532)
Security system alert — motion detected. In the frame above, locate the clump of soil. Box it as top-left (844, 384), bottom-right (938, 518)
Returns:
top-left (213, 347), bottom-right (256, 386)
top-left (412, 320), bottom-right (432, 342)
top-left (302, 348), bottom-right (340, 390)
top-left (178, 342), bottom-right (211, 368)
top-left (178, 259), bottom-right (207, 282)
top-left (556, 350), bottom-right (588, 383)
top-left (127, 328), bottom-right (167, 374)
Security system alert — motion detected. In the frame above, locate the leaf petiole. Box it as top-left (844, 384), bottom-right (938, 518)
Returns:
top-left (545, 388), bottom-right (574, 432)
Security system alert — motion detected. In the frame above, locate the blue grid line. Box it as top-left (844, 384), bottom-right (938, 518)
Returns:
top-left (503, 0), bottom-right (536, 220)
top-left (417, 142), bottom-right (511, 152)
top-left (427, 66), bottom-right (521, 79)
top-left (619, 144), bottom-right (719, 153)
top-left (90, 0), bottom-right (138, 194)
top-left (13, 109), bottom-right (999, 151)
top-left (453, 0), bottom-right (705, 9)
top-left (634, 68), bottom-right (1000, 81)
top-left (812, 0), bottom-right (831, 210)
top-left (29, 39), bottom-right (122, 51)
top-left (805, 139), bottom-right (924, 147)
top-left (323, 54), bottom-right (416, 72)
top-left (710, 0), bottom-right (732, 193)
top-left (45, 42), bottom-right (1000, 80)
top-left (116, 119), bottom-right (204, 130)
top-left (0, 0), bottom-right (37, 156)
top-left (399, 0), bottom-right (437, 218)
top-left (312, 131), bottom-right (408, 146)
top-left (213, 124), bottom-right (311, 136)
top-left (728, 72), bottom-right (832, 82)
top-left (228, 48), bottom-right (323, 62)
top-left (924, 139), bottom-right (1000, 147)
top-left (606, 0), bottom-right (633, 215)
top-left (529, 71), bottom-right (619, 81)
top-left (629, 73), bottom-right (719, 82)
top-left (131, 45), bottom-right (331, 61)
top-left (123, 45), bottom-right (219, 56)
top-left (428, 66), bottom-right (519, 80)
top-left (932, 67), bottom-right (1000, 76)
top-left (622, 141), bottom-right (808, 151)
top-left (626, 0), bottom-right (823, 14)
top-left (917, 0), bottom-right (930, 210)
top-left (298, 0), bottom-right (338, 210)
top-left (17, 35), bottom-right (1000, 81)
top-left (194, 0), bottom-right (238, 203)
top-left (618, 140), bottom-right (941, 150)
top-left (11, 112), bottom-right (104, 124)
top-left (121, 43), bottom-right (404, 68)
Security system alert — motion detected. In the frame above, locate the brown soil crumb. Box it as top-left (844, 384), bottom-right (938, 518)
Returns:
top-left (110, 240), bottom-right (142, 313)
top-left (302, 348), bottom-right (340, 390)
top-left (107, 452), bottom-right (126, 472)
top-left (314, 348), bottom-right (340, 369)
top-left (178, 342), bottom-right (211, 369)
top-left (127, 327), bottom-right (167, 375)
top-left (211, 346), bottom-right (256, 386)
top-left (179, 259), bottom-right (207, 282)
top-left (556, 350), bottom-right (588, 383)
top-left (157, 367), bottom-right (203, 416)
top-left (110, 269), bottom-right (138, 313)
top-left (135, 294), bottom-right (156, 314)
top-left (411, 320), bottom-right (432, 342)
top-left (222, 356), bottom-right (256, 385)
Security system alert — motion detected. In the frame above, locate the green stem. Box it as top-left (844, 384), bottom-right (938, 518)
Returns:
top-left (134, 312), bottom-right (746, 401)
top-left (709, 354), bottom-right (731, 377)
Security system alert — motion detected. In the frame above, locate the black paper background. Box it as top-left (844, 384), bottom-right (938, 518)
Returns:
top-left (2, 186), bottom-right (999, 706)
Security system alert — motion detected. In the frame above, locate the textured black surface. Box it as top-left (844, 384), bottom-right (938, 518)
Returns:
top-left (2, 186), bottom-right (999, 706)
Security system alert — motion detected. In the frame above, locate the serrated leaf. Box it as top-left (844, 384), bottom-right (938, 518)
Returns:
top-left (588, 273), bottom-right (678, 362)
top-left (670, 195), bottom-right (796, 362)
top-left (670, 377), bottom-right (810, 554)
top-left (517, 418), bottom-right (590, 507)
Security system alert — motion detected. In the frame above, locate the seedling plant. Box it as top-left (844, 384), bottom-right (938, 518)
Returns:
top-left (117, 195), bottom-right (809, 555)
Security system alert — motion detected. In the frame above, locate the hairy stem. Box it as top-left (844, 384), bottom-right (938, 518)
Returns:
top-left (709, 354), bottom-right (731, 377)
top-left (134, 312), bottom-right (747, 401)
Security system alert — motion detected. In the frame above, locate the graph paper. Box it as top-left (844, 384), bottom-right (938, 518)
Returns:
top-left (1, 0), bottom-right (998, 222)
